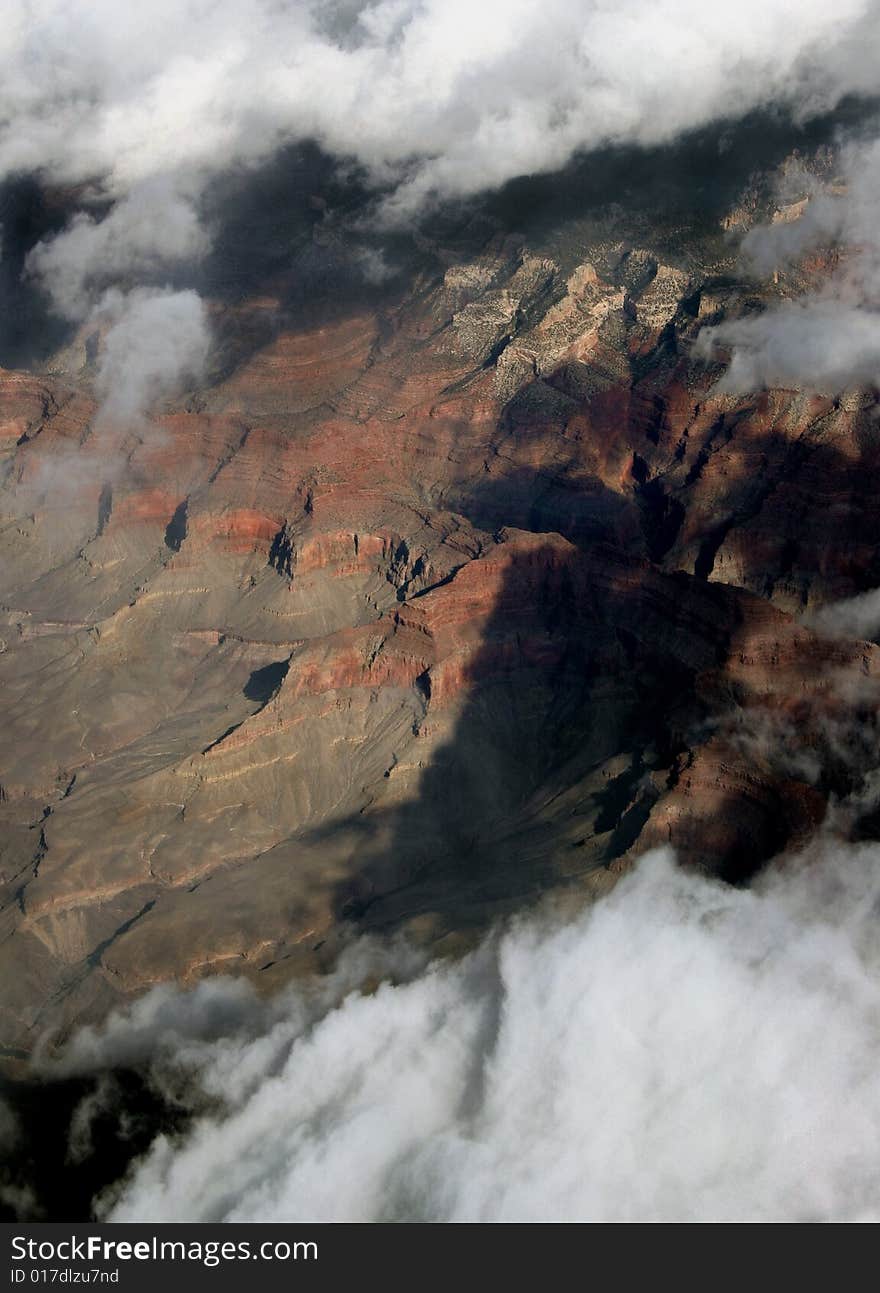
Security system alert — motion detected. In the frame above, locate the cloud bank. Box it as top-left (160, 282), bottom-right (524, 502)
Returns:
top-left (64, 844), bottom-right (880, 1223)
top-left (5, 0), bottom-right (880, 307)
top-left (6, 1), bottom-right (880, 408)
top-left (4, 1), bottom-right (880, 215)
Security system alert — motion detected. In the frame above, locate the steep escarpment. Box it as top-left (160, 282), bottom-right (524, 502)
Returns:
top-left (1, 128), bottom-right (879, 1064)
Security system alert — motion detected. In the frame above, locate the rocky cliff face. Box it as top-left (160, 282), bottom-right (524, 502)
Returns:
top-left (1, 127), bottom-right (878, 1064)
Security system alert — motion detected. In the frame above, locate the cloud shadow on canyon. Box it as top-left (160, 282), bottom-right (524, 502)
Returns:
top-left (5, 96), bottom-right (879, 380)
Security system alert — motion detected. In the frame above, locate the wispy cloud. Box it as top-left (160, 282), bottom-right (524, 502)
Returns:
top-left (697, 135), bottom-right (880, 393)
top-left (93, 288), bottom-right (210, 426)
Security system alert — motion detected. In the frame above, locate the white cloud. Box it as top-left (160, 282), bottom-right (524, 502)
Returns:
top-left (80, 843), bottom-right (880, 1222)
top-left (94, 288), bottom-right (210, 425)
top-left (3, 1), bottom-right (880, 216)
